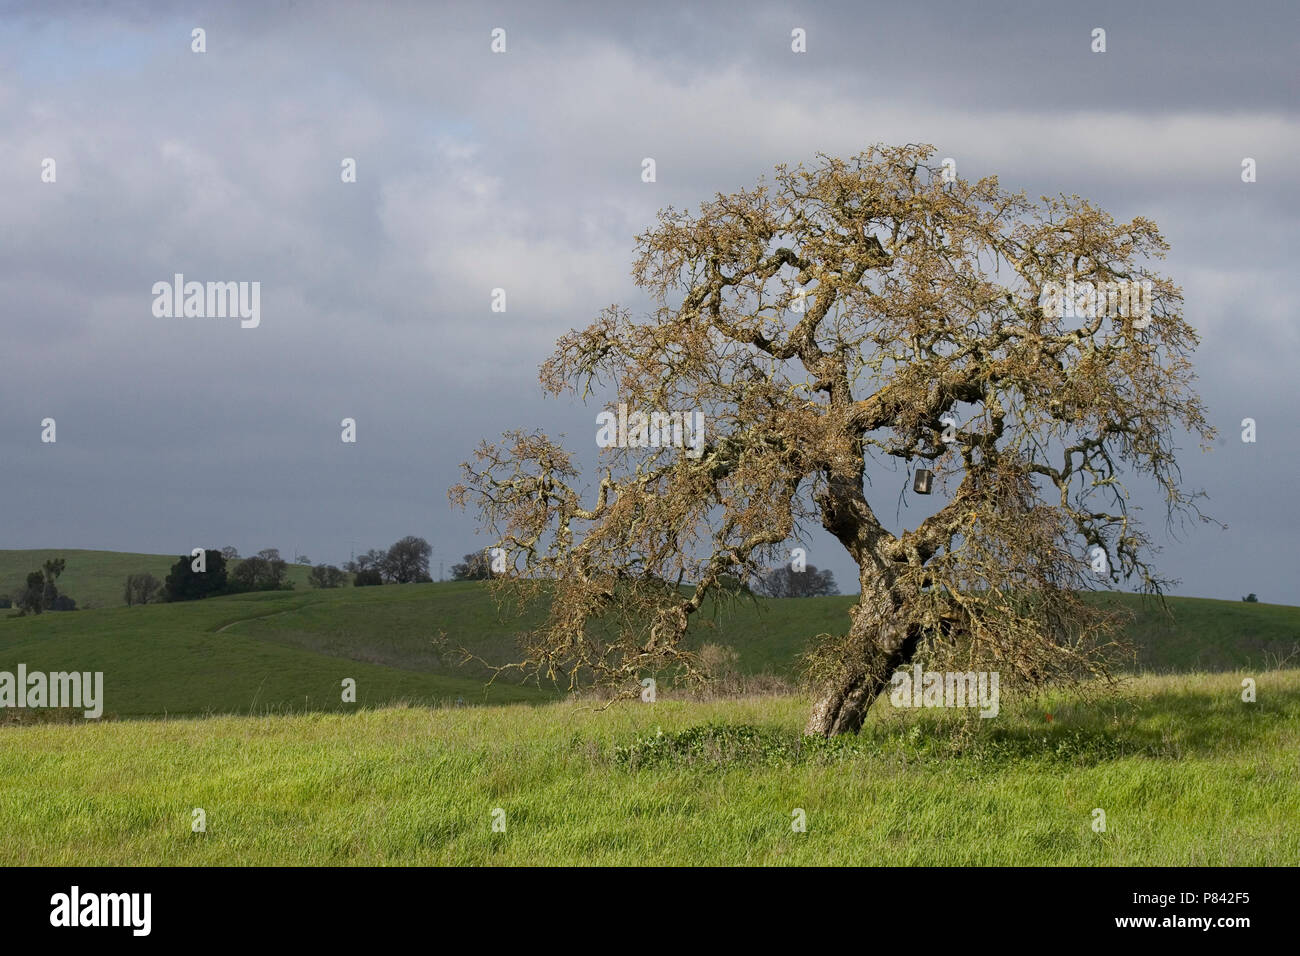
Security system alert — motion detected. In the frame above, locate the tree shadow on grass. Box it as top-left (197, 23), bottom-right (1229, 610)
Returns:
top-left (605, 681), bottom-right (1300, 771)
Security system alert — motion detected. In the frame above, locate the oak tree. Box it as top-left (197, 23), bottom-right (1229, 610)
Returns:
top-left (384, 536), bottom-right (433, 584)
top-left (452, 145), bottom-right (1213, 736)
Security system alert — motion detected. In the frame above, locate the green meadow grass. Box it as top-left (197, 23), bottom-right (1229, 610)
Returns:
top-left (0, 670), bottom-right (1294, 865)
top-left (1, 550), bottom-right (1296, 865)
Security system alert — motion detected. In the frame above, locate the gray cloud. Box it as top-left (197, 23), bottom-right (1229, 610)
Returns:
top-left (1, 0), bottom-right (1296, 602)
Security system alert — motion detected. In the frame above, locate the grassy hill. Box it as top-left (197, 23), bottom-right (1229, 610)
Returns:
top-left (0, 549), bottom-right (176, 610)
top-left (1, 670), bottom-right (1296, 864)
top-left (0, 549), bottom-right (316, 610)
top-left (0, 585), bottom-right (547, 718)
top-left (0, 549), bottom-right (1297, 719)
top-left (687, 590), bottom-right (1300, 675)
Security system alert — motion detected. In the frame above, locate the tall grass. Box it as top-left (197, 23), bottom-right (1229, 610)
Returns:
top-left (1, 670), bottom-right (1294, 865)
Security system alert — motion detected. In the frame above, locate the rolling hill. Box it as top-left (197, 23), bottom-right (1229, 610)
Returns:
top-left (0, 549), bottom-right (1297, 718)
top-left (0, 548), bottom-right (316, 610)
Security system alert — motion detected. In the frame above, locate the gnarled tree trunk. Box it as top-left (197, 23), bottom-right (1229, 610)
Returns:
top-left (804, 620), bottom-right (921, 737)
top-left (804, 564), bottom-right (922, 737)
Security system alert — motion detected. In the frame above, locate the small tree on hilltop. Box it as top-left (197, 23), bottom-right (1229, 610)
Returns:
top-left (16, 572), bottom-right (45, 615)
top-left (450, 551), bottom-right (494, 581)
top-left (754, 564), bottom-right (839, 598)
top-left (163, 550), bottom-right (228, 602)
top-left (346, 549), bottom-right (387, 576)
top-left (385, 536), bottom-right (433, 583)
top-left (230, 554), bottom-right (291, 592)
top-left (123, 573), bottom-right (162, 607)
top-left (40, 558), bottom-right (66, 611)
top-left (308, 564), bottom-right (347, 588)
top-left (354, 568), bottom-right (383, 587)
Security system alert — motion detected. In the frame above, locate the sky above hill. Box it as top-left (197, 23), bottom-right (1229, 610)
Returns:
top-left (2, 0), bottom-right (1297, 602)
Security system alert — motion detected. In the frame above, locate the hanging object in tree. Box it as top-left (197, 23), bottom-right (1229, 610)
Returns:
top-left (913, 469), bottom-right (934, 495)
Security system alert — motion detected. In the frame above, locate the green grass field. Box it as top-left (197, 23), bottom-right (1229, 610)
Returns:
top-left (1, 549), bottom-right (1296, 865)
top-left (0, 671), bottom-right (1294, 865)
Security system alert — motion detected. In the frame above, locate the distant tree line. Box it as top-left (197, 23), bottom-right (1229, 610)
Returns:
top-left (5, 543), bottom-right (838, 612)
top-left (444, 552), bottom-right (839, 600)
top-left (2, 545), bottom-right (835, 612)
top-left (139, 548), bottom-right (299, 603)
top-left (120, 537), bottom-right (437, 604)
top-left (2, 537), bottom-right (443, 613)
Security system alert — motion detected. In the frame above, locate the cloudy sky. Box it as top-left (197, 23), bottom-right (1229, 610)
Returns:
top-left (2, 0), bottom-right (1296, 603)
